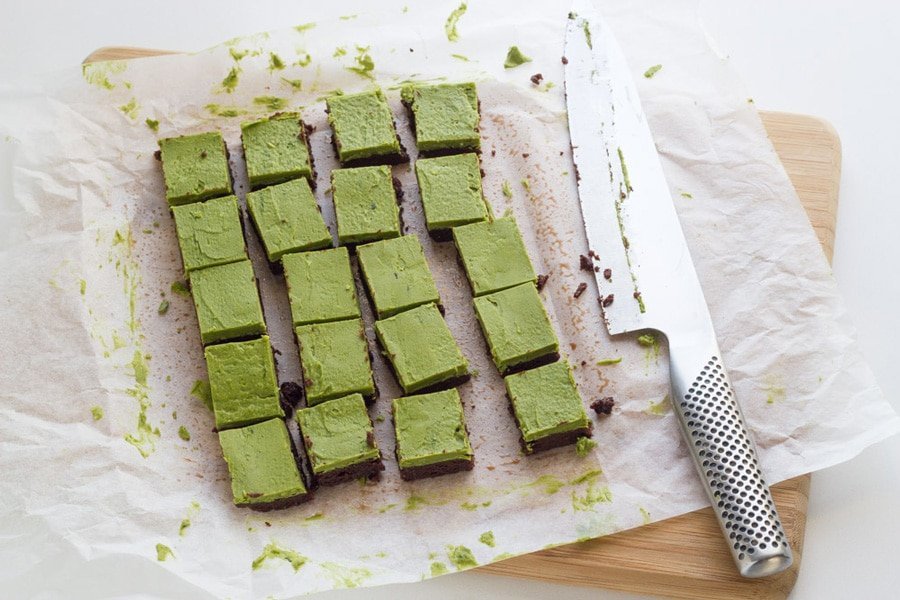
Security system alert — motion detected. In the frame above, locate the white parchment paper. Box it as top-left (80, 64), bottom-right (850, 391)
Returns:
top-left (1, 1), bottom-right (897, 598)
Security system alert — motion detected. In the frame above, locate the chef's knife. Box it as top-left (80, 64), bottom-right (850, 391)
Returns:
top-left (563, 1), bottom-right (793, 578)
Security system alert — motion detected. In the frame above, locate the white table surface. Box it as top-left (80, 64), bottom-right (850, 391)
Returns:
top-left (2, 1), bottom-right (897, 598)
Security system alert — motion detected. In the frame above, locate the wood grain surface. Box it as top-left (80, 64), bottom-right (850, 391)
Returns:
top-left (85, 47), bottom-right (841, 600)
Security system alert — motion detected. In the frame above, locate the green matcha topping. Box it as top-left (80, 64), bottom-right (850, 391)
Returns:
top-left (503, 46), bottom-right (532, 69)
top-left (375, 303), bottom-right (468, 393)
top-left (218, 418), bottom-right (307, 506)
top-left (190, 259), bottom-right (266, 345)
top-left (296, 393), bottom-right (380, 475)
top-left (295, 318), bottom-right (375, 405)
top-left (415, 153), bottom-right (488, 231)
top-left (473, 282), bottom-right (559, 373)
top-left (357, 235), bottom-right (440, 319)
top-left (205, 336), bottom-right (283, 430)
top-left (402, 82), bottom-right (480, 153)
top-left (283, 247), bottom-right (360, 326)
top-left (241, 113), bottom-right (312, 188)
top-left (393, 388), bottom-right (473, 469)
top-left (326, 89), bottom-right (402, 163)
top-left (452, 216), bottom-right (536, 296)
top-left (171, 195), bottom-right (246, 273)
top-left (504, 360), bottom-right (591, 452)
top-left (331, 165), bottom-right (401, 245)
top-left (158, 131), bottom-right (232, 206)
top-left (246, 178), bottom-right (332, 262)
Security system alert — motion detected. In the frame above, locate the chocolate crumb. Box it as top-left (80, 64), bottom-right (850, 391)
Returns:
top-left (200, 150), bottom-right (207, 159)
top-left (366, 430), bottom-right (376, 447)
top-left (536, 273), bottom-right (550, 291)
top-left (579, 254), bottom-right (593, 271)
top-left (588, 249), bottom-right (600, 260)
top-left (593, 265), bottom-right (600, 273)
top-left (633, 291), bottom-right (642, 299)
top-left (153, 150), bottom-right (161, 161)
top-left (530, 73), bottom-right (544, 85)
top-left (574, 282), bottom-right (587, 298)
top-left (522, 152), bottom-right (530, 159)
top-left (590, 397), bottom-right (615, 415)
top-left (561, 56), bottom-right (569, 64)
top-left (601, 294), bottom-right (615, 307)
top-left (580, 360), bottom-right (587, 367)
top-left (603, 268), bottom-right (612, 281)
top-left (265, 521), bottom-right (271, 527)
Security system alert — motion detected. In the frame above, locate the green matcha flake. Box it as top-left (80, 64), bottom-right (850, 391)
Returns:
top-left (572, 483), bottom-right (613, 511)
top-left (119, 98), bottom-right (139, 120)
top-left (645, 395), bottom-right (669, 416)
top-left (178, 425), bottom-right (191, 441)
top-left (221, 66), bottom-right (240, 92)
top-left (582, 20), bottom-right (593, 49)
top-left (253, 96), bottom-right (288, 111)
top-left (179, 518), bottom-right (191, 535)
top-left (617, 147), bottom-right (633, 193)
top-left (680, 191), bottom-right (693, 199)
top-left (204, 103), bottom-right (247, 118)
top-left (430, 562), bottom-right (449, 576)
top-left (294, 52), bottom-right (312, 67)
top-left (451, 53), bottom-right (470, 62)
top-left (478, 531), bottom-right (496, 547)
top-left (339, 14), bottom-right (358, 20)
top-left (640, 506), bottom-right (652, 524)
top-left (269, 53), bottom-right (286, 72)
top-left (764, 383), bottom-right (786, 405)
top-left (446, 545), bottom-right (478, 570)
top-left (501, 180), bottom-right (513, 198)
top-left (491, 552), bottom-right (515, 562)
top-left (170, 280), bottom-right (190, 296)
top-left (445, 3), bottom-right (467, 42)
top-left (333, 46), bottom-right (347, 58)
top-left (504, 46), bottom-right (532, 69)
top-left (131, 350), bottom-right (149, 386)
top-left (643, 64), bottom-right (662, 79)
top-left (295, 22), bottom-right (316, 33)
top-left (378, 503), bottom-right (397, 513)
top-left (596, 357), bottom-right (622, 366)
top-left (155, 543), bottom-right (174, 562)
top-left (171, 410), bottom-right (177, 419)
top-left (282, 78), bottom-right (304, 91)
top-left (569, 468), bottom-right (602, 485)
top-left (529, 474), bottom-right (565, 495)
top-left (190, 379), bottom-right (213, 411)
top-left (145, 118), bottom-right (159, 132)
top-left (157, 300), bottom-right (170, 315)
top-left (375, 415), bottom-right (385, 423)
top-left (747, 97), bottom-right (755, 104)
top-left (346, 46), bottom-right (375, 79)
top-left (91, 406), bottom-right (104, 421)
top-left (637, 333), bottom-right (660, 365)
top-left (320, 562), bottom-right (372, 589)
top-left (82, 61), bottom-right (126, 90)
top-left (229, 47), bottom-right (248, 61)
top-left (575, 436), bottom-right (597, 457)
top-left (405, 494), bottom-right (429, 511)
top-left (251, 542), bottom-right (307, 572)
top-left (304, 512), bottom-right (324, 521)
top-left (460, 501), bottom-right (478, 511)
top-left (78, 279), bottom-right (87, 295)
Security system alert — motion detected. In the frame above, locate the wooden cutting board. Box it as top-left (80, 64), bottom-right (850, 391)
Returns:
top-left (85, 47), bottom-right (841, 600)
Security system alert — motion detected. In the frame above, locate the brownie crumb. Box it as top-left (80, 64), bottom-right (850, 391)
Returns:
top-left (366, 430), bottom-right (376, 447)
top-left (280, 382), bottom-right (303, 407)
top-left (530, 73), bottom-right (544, 85)
top-left (491, 149), bottom-right (496, 157)
top-left (522, 152), bottom-right (530, 159)
top-left (590, 397), bottom-right (615, 415)
top-left (588, 249), bottom-right (600, 260)
top-left (265, 521), bottom-right (271, 527)
top-left (536, 273), bottom-right (550, 291)
top-left (580, 360), bottom-right (587, 367)
top-left (200, 151), bottom-right (208, 159)
top-left (593, 265), bottom-right (600, 273)
top-left (574, 282), bottom-right (587, 298)
top-left (603, 268), bottom-right (612, 281)
top-left (579, 254), bottom-right (593, 271)
top-left (633, 291), bottom-right (642, 300)
top-left (561, 56), bottom-right (569, 65)
top-left (601, 294), bottom-right (615, 307)
top-left (153, 149), bottom-right (161, 161)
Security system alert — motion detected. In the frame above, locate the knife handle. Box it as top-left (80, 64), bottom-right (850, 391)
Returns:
top-left (668, 335), bottom-right (793, 578)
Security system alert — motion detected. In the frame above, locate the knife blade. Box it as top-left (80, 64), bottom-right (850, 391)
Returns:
top-left (564, 0), bottom-right (793, 578)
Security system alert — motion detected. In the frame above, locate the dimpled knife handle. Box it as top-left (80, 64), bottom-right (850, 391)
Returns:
top-left (668, 336), bottom-right (793, 578)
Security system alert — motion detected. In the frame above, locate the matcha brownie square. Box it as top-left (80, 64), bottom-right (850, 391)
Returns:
top-left (295, 318), bottom-right (376, 405)
top-left (356, 235), bottom-right (441, 319)
top-left (474, 282), bottom-right (559, 374)
top-left (241, 113), bottom-right (312, 188)
top-left (171, 195), bottom-right (247, 273)
top-left (452, 216), bottom-right (536, 296)
top-left (374, 303), bottom-right (469, 394)
top-left (504, 360), bottom-right (592, 455)
top-left (190, 259), bottom-right (266, 345)
top-left (218, 418), bottom-right (310, 509)
top-left (158, 131), bottom-right (232, 205)
top-left (402, 82), bottom-right (480, 155)
top-left (296, 393), bottom-right (383, 485)
top-left (392, 388), bottom-right (474, 481)
top-left (246, 178), bottom-right (332, 263)
top-left (414, 153), bottom-right (488, 240)
top-left (332, 165), bottom-right (401, 246)
top-left (326, 89), bottom-right (405, 165)
top-left (283, 247), bottom-right (360, 326)
top-left (205, 336), bottom-right (284, 430)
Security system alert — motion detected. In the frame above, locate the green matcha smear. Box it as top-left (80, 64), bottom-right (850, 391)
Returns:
top-left (643, 64), bottom-right (662, 79)
top-left (321, 562), bottom-right (372, 589)
top-left (447, 545), bottom-right (478, 570)
top-left (430, 561), bottom-right (449, 576)
top-left (155, 543), bottom-right (174, 562)
top-left (575, 436), bottom-right (597, 457)
top-left (596, 357), bottom-right (622, 366)
top-left (503, 46), bottom-right (532, 69)
top-left (479, 531), bottom-right (496, 547)
top-left (251, 542), bottom-right (307, 572)
top-left (90, 406), bottom-right (104, 421)
top-left (178, 425), bottom-right (191, 441)
top-left (445, 3), bottom-right (467, 42)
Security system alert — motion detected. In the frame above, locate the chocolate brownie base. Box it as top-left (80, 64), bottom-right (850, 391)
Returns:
top-left (427, 227), bottom-right (455, 242)
top-left (397, 457), bottom-right (474, 481)
top-left (501, 351), bottom-right (560, 376)
top-left (506, 392), bottom-right (594, 455)
top-left (314, 457), bottom-right (385, 486)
